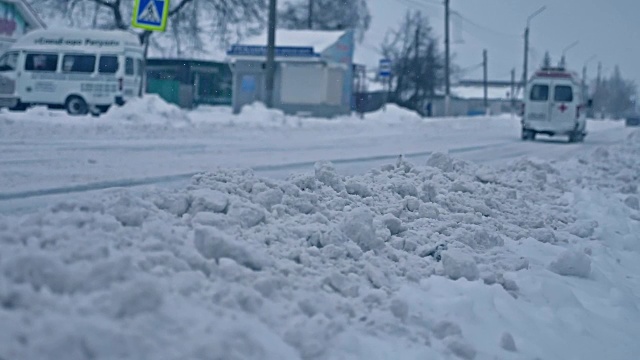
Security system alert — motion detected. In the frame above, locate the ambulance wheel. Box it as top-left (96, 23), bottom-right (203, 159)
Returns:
top-left (568, 132), bottom-right (582, 143)
top-left (521, 129), bottom-right (536, 141)
top-left (65, 96), bottom-right (89, 116)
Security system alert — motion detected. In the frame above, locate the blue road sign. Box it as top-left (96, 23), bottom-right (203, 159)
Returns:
top-left (132, 0), bottom-right (169, 32)
top-left (227, 45), bottom-right (317, 58)
top-left (379, 59), bottom-right (392, 77)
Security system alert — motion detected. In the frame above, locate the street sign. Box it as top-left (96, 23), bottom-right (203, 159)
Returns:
top-left (132, 0), bottom-right (170, 32)
top-left (379, 59), bottom-right (392, 78)
top-left (227, 45), bottom-right (317, 58)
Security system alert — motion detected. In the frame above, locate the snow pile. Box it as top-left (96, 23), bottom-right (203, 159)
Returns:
top-left (363, 104), bottom-right (425, 123)
top-left (102, 94), bottom-right (191, 125)
top-left (1, 131), bottom-right (640, 359)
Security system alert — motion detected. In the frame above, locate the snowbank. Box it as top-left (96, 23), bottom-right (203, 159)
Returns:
top-left (102, 94), bottom-right (191, 125)
top-left (1, 125), bottom-right (639, 358)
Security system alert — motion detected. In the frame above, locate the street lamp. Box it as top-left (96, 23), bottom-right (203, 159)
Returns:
top-left (560, 40), bottom-right (579, 67)
top-left (522, 6), bottom-right (547, 86)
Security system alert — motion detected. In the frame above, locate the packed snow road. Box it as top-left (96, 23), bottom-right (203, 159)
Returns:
top-left (1, 97), bottom-right (640, 359)
top-left (0, 98), bottom-right (630, 214)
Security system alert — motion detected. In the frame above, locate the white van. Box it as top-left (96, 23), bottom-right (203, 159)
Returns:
top-left (521, 66), bottom-right (591, 143)
top-left (0, 28), bottom-right (144, 115)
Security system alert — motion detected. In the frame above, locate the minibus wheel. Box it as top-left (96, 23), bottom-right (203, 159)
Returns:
top-left (9, 101), bottom-right (28, 112)
top-left (65, 96), bottom-right (89, 116)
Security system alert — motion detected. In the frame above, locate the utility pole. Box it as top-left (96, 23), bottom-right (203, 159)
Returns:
top-left (523, 27), bottom-right (529, 86)
top-left (308, 0), bottom-right (313, 29)
top-left (582, 65), bottom-right (587, 100)
top-left (510, 68), bottom-right (516, 118)
top-left (414, 16), bottom-right (421, 110)
top-left (444, 0), bottom-right (450, 116)
top-left (523, 6), bottom-right (546, 89)
top-left (265, 0), bottom-right (277, 108)
top-left (483, 49), bottom-right (488, 114)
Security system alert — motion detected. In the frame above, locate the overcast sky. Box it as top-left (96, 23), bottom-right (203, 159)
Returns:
top-left (360, 0), bottom-right (640, 85)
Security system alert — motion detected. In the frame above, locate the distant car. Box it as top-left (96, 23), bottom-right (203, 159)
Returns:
top-left (520, 66), bottom-right (591, 143)
top-left (626, 117), bottom-right (640, 126)
top-left (625, 112), bottom-right (640, 127)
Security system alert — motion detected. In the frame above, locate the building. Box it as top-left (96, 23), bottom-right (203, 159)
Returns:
top-left (227, 29), bottom-right (355, 117)
top-left (0, 0), bottom-right (45, 53)
top-left (145, 58), bottom-right (232, 109)
top-left (414, 80), bottom-right (524, 117)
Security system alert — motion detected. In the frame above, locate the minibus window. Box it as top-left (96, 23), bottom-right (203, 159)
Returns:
top-left (25, 53), bottom-right (58, 72)
top-left (554, 85), bottom-right (573, 102)
top-left (99, 56), bottom-right (119, 74)
top-left (125, 57), bottom-right (135, 75)
top-left (530, 84), bottom-right (549, 102)
top-left (62, 55), bottom-right (96, 73)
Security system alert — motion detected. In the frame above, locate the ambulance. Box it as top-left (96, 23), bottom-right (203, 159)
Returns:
top-left (521, 66), bottom-right (591, 143)
top-left (0, 28), bottom-right (144, 116)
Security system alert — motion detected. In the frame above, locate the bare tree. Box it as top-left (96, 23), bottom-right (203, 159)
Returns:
top-left (381, 11), bottom-right (445, 113)
top-left (27, 0), bottom-right (266, 56)
top-left (279, 0), bottom-right (371, 42)
top-left (593, 66), bottom-right (637, 118)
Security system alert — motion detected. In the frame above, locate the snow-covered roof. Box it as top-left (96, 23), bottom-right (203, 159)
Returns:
top-left (240, 29), bottom-right (346, 54)
top-left (6, 0), bottom-right (46, 29)
top-left (453, 85), bottom-right (522, 100)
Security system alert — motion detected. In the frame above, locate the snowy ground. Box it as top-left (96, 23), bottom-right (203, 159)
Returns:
top-left (1, 98), bottom-right (639, 359)
top-left (0, 96), bottom-right (630, 214)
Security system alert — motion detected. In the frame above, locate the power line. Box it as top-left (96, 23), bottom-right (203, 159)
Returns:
top-left (452, 10), bottom-right (519, 39)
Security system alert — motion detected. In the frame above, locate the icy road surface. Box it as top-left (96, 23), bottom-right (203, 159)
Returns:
top-left (0, 99), bottom-right (631, 214)
top-left (1, 97), bottom-right (640, 359)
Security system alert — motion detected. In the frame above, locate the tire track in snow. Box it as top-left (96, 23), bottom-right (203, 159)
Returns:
top-left (0, 141), bottom-right (517, 201)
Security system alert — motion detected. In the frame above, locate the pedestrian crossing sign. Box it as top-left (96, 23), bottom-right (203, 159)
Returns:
top-left (132, 0), bottom-right (170, 32)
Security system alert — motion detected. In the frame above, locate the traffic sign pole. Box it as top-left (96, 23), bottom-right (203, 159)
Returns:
top-left (379, 59), bottom-right (392, 111)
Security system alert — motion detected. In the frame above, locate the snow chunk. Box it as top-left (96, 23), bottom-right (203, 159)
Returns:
top-left (340, 208), bottom-right (382, 252)
top-left (314, 161), bottom-right (345, 192)
top-left (227, 201), bottom-right (266, 228)
top-left (420, 183), bottom-right (438, 203)
top-left (426, 152), bottom-right (454, 172)
top-left (108, 278), bottom-right (163, 318)
top-left (432, 320), bottom-right (463, 340)
top-left (194, 227), bottom-right (267, 271)
top-left (390, 298), bottom-right (409, 321)
top-left (323, 272), bottom-right (359, 297)
top-left (500, 332), bottom-right (517, 352)
top-left (531, 228), bottom-right (557, 244)
top-left (446, 339), bottom-right (477, 360)
top-left (624, 195), bottom-right (639, 210)
top-left (405, 196), bottom-right (421, 212)
top-left (418, 203), bottom-right (440, 219)
top-left (458, 228), bottom-right (504, 250)
top-left (345, 180), bottom-right (373, 197)
top-left (567, 220), bottom-right (598, 239)
top-left (189, 188), bottom-right (229, 214)
top-left (3, 253), bottom-right (71, 294)
top-left (450, 181), bottom-right (474, 194)
top-left (441, 250), bottom-right (479, 281)
top-left (549, 249), bottom-right (591, 278)
top-left (381, 214), bottom-right (407, 235)
top-left (392, 180), bottom-right (419, 198)
top-left (253, 188), bottom-right (284, 210)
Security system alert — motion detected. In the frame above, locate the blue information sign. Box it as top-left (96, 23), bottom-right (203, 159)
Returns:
top-left (379, 59), bottom-right (392, 78)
